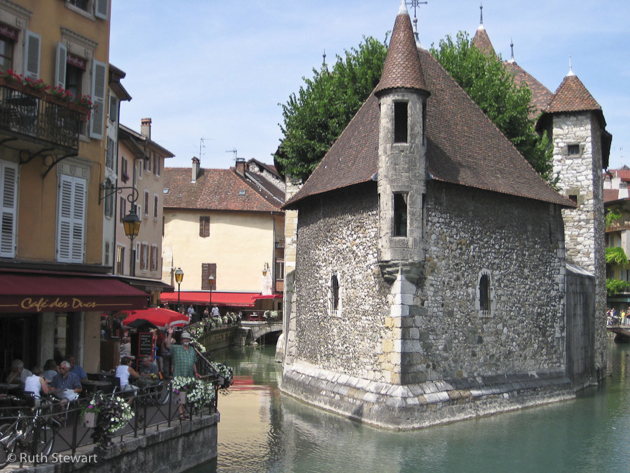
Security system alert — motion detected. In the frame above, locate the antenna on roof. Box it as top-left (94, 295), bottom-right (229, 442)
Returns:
top-left (199, 137), bottom-right (208, 161)
top-left (226, 149), bottom-right (238, 163)
top-left (480, 2), bottom-right (483, 25)
top-left (567, 55), bottom-right (575, 76)
top-left (508, 38), bottom-right (515, 63)
top-left (406, 0), bottom-right (428, 44)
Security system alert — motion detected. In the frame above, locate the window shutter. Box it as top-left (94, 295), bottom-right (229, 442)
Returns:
top-left (109, 95), bottom-right (118, 123)
top-left (90, 60), bottom-right (107, 140)
top-left (24, 31), bottom-right (41, 79)
top-left (57, 175), bottom-right (86, 263)
top-left (201, 263), bottom-right (216, 290)
top-left (94, 0), bottom-right (109, 20)
top-left (55, 42), bottom-right (67, 89)
top-left (0, 161), bottom-right (18, 258)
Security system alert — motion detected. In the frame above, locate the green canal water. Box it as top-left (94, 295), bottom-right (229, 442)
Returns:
top-left (192, 340), bottom-right (630, 473)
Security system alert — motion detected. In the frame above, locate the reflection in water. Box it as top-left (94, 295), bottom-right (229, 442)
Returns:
top-left (190, 341), bottom-right (630, 473)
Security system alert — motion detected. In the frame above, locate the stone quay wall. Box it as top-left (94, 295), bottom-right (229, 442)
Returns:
top-left (27, 414), bottom-right (219, 473)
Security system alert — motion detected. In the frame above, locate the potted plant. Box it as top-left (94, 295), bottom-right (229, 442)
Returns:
top-left (81, 397), bottom-right (101, 428)
top-left (87, 393), bottom-right (134, 448)
top-left (186, 379), bottom-right (215, 409)
top-left (172, 376), bottom-right (196, 405)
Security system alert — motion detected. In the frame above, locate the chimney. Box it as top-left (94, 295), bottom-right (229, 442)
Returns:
top-left (141, 118), bottom-right (152, 140)
top-left (235, 158), bottom-right (246, 176)
top-left (192, 157), bottom-right (200, 183)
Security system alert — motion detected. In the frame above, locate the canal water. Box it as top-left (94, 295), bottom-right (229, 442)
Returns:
top-left (191, 340), bottom-right (630, 473)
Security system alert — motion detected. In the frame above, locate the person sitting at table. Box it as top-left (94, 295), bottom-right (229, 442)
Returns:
top-left (43, 359), bottom-right (58, 384)
top-left (6, 359), bottom-right (32, 385)
top-left (51, 361), bottom-right (82, 402)
top-left (24, 366), bottom-right (50, 405)
top-left (116, 357), bottom-right (139, 398)
top-left (138, 356), bottom-right (159, 378)
top-left (65, 355), bottom-right (87, 382)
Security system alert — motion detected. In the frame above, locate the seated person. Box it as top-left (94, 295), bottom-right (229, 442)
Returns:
top-left (6, 359), bottom-right (32, 385)
top-left (65, 355), bottom-right (87, 382)
top-left (115, 356), bottom-right (140, 393)
top-left (51, 361), bottom-right (82, 402)
top-left (138, 356), bottom-right (159, 378)
top-left (43, 359), bottom-right (58, 384)
top-left (24, 366), bottom-right (50, 404)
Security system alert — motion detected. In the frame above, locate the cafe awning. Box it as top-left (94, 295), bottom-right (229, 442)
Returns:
top-left (160, 291), bottom-right (262, 307)
top-left (0, 271), bottom-right (148, 313)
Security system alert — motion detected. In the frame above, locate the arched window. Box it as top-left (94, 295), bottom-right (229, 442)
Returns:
top-left (331, 275), bottom-right (339, 311)
top-left (479, 274), bottom-right (490, 312)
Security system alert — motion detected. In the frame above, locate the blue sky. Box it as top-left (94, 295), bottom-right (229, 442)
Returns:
top-left (110, 0), bottom-right (629, 171)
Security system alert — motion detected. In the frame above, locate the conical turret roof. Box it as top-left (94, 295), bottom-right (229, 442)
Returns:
top-left (374, 0), bottom-right (429, 96)
top-left (472, 25), bottom-right (496, 58)
top-left (545, 73), bottom-right (602, 114)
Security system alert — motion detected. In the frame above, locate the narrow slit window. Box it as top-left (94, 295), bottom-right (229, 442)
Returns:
top-left (394, 102), bottom-right (408, 143)
top-left (331, 275), bottom-right (339, 311)
top-left (394, 193), bottom-right (408, 237)
top-left (479, 274), bottom-right (490, 311)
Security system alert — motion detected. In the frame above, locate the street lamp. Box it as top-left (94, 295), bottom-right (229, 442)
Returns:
top-left (122, 210), bottom-right (141, 276)
top-left (175, 268), bottom-right (184, 308)
top-left (208, 274), bottom-right (215, 314)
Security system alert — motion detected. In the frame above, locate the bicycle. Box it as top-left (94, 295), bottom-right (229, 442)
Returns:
top-left (0, 397), bottom-right (56, 467)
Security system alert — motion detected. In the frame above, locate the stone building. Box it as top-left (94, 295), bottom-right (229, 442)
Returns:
top-left (280, 1), bottom-right (605, 429)
top-left (473, 8), bottom-right (610, 388)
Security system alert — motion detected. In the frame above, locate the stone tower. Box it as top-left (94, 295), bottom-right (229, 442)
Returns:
top-left (374, 1), bottom-right (431, 385)
top-left (375, 0), bottom-right (430, 283)
top-left (539, 69), bottom-right (610, 376)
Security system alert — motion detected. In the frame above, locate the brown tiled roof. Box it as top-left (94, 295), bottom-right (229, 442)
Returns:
top-left (545, 74), bottom-right (602, 114)
top-left (472, 26), bottom-right (496, 58)
top-left (164, 168), bottom-right (282, 212)
top-left (284, 46), bottom-right (573, 209)
top-left (374, 10), bottom-right (428, 95)
top-left (604, 189), bottom-right (620, 203)
top-left (504, 61), bottom-right (553, 117)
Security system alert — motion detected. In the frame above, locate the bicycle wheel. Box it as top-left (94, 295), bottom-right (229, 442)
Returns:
top-left (157, 381), bottom-right (170, 405)
top-left (24, 420), bottom-right (54, 457)
top-left (0, 423), bottom-right (16, 468)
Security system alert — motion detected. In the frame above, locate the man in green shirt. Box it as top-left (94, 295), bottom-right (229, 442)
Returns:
top-left (165, 328), bottom-right (200, 419)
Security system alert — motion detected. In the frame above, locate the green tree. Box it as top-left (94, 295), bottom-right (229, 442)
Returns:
top-left (276, 36), bottom-right (388, 180)
top-left (430, 32), bottom-right (556, 184)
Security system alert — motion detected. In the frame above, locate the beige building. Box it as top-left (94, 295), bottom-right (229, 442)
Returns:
top-left (114, 119), bottom-right (174, 305)
top-left (0, 0), bottom-right (148, 376)
top-left (162, 158), bottom-right (284, 315)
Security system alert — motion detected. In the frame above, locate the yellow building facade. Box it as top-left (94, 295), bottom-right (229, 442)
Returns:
top-left (162, 159), bottom-right (284, 315)
top-left (0, 0), bottom-right (147, 377)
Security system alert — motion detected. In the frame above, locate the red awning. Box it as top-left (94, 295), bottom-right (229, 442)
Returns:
top-left (160, 292), bottom-right (261, 307)
top-left (121, 308), bottom-right (189, 329)
top-left (0, 272), bottom-right (148, 313)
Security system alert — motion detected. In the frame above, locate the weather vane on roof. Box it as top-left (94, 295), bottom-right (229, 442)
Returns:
top-left (406, 1), bottom-right (428, 41)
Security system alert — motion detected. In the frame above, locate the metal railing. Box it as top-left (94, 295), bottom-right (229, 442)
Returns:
top-left (0, 378), bottom-right (222, 466)
top-left (0, 85), bottom-right (82, 151)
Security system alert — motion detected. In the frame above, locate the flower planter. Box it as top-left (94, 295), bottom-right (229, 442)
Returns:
top-left (44, 93), bottom-right (90, 122)
top-left (175, 391), bottom-right (187, 405)
top-left (82, 411), bottom-right (98, 428)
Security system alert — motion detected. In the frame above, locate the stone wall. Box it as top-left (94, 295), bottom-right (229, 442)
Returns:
top-left (418, 181), bottom-right (567, 381)
top-left (291, 183), bottom-right (389, 381)
top-left (282, 179), bottom-right (572, 427)
top-left (29, 415), bottom-right (219, 473)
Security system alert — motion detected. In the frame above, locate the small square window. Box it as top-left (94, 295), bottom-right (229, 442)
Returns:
top-left (569, 194), bottom-right (578, 204)
top-left (568, 144), bottom-right (580, 155)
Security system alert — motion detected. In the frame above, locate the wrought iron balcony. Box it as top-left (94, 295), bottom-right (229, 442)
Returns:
top-left (0, 82), bottom-right (84, 154)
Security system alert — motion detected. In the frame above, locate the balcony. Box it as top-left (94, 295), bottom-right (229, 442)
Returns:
top-left (0, 81), bottom-right (84, 155)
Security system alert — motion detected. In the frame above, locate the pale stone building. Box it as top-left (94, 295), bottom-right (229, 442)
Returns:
top-left (280, 2), bottom-right (606, 429)
top-left (161, 158), bottom-right (284, 314)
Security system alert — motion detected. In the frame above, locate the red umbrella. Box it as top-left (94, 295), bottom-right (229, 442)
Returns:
top-left (121, 308), bottom-right (189, 329)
